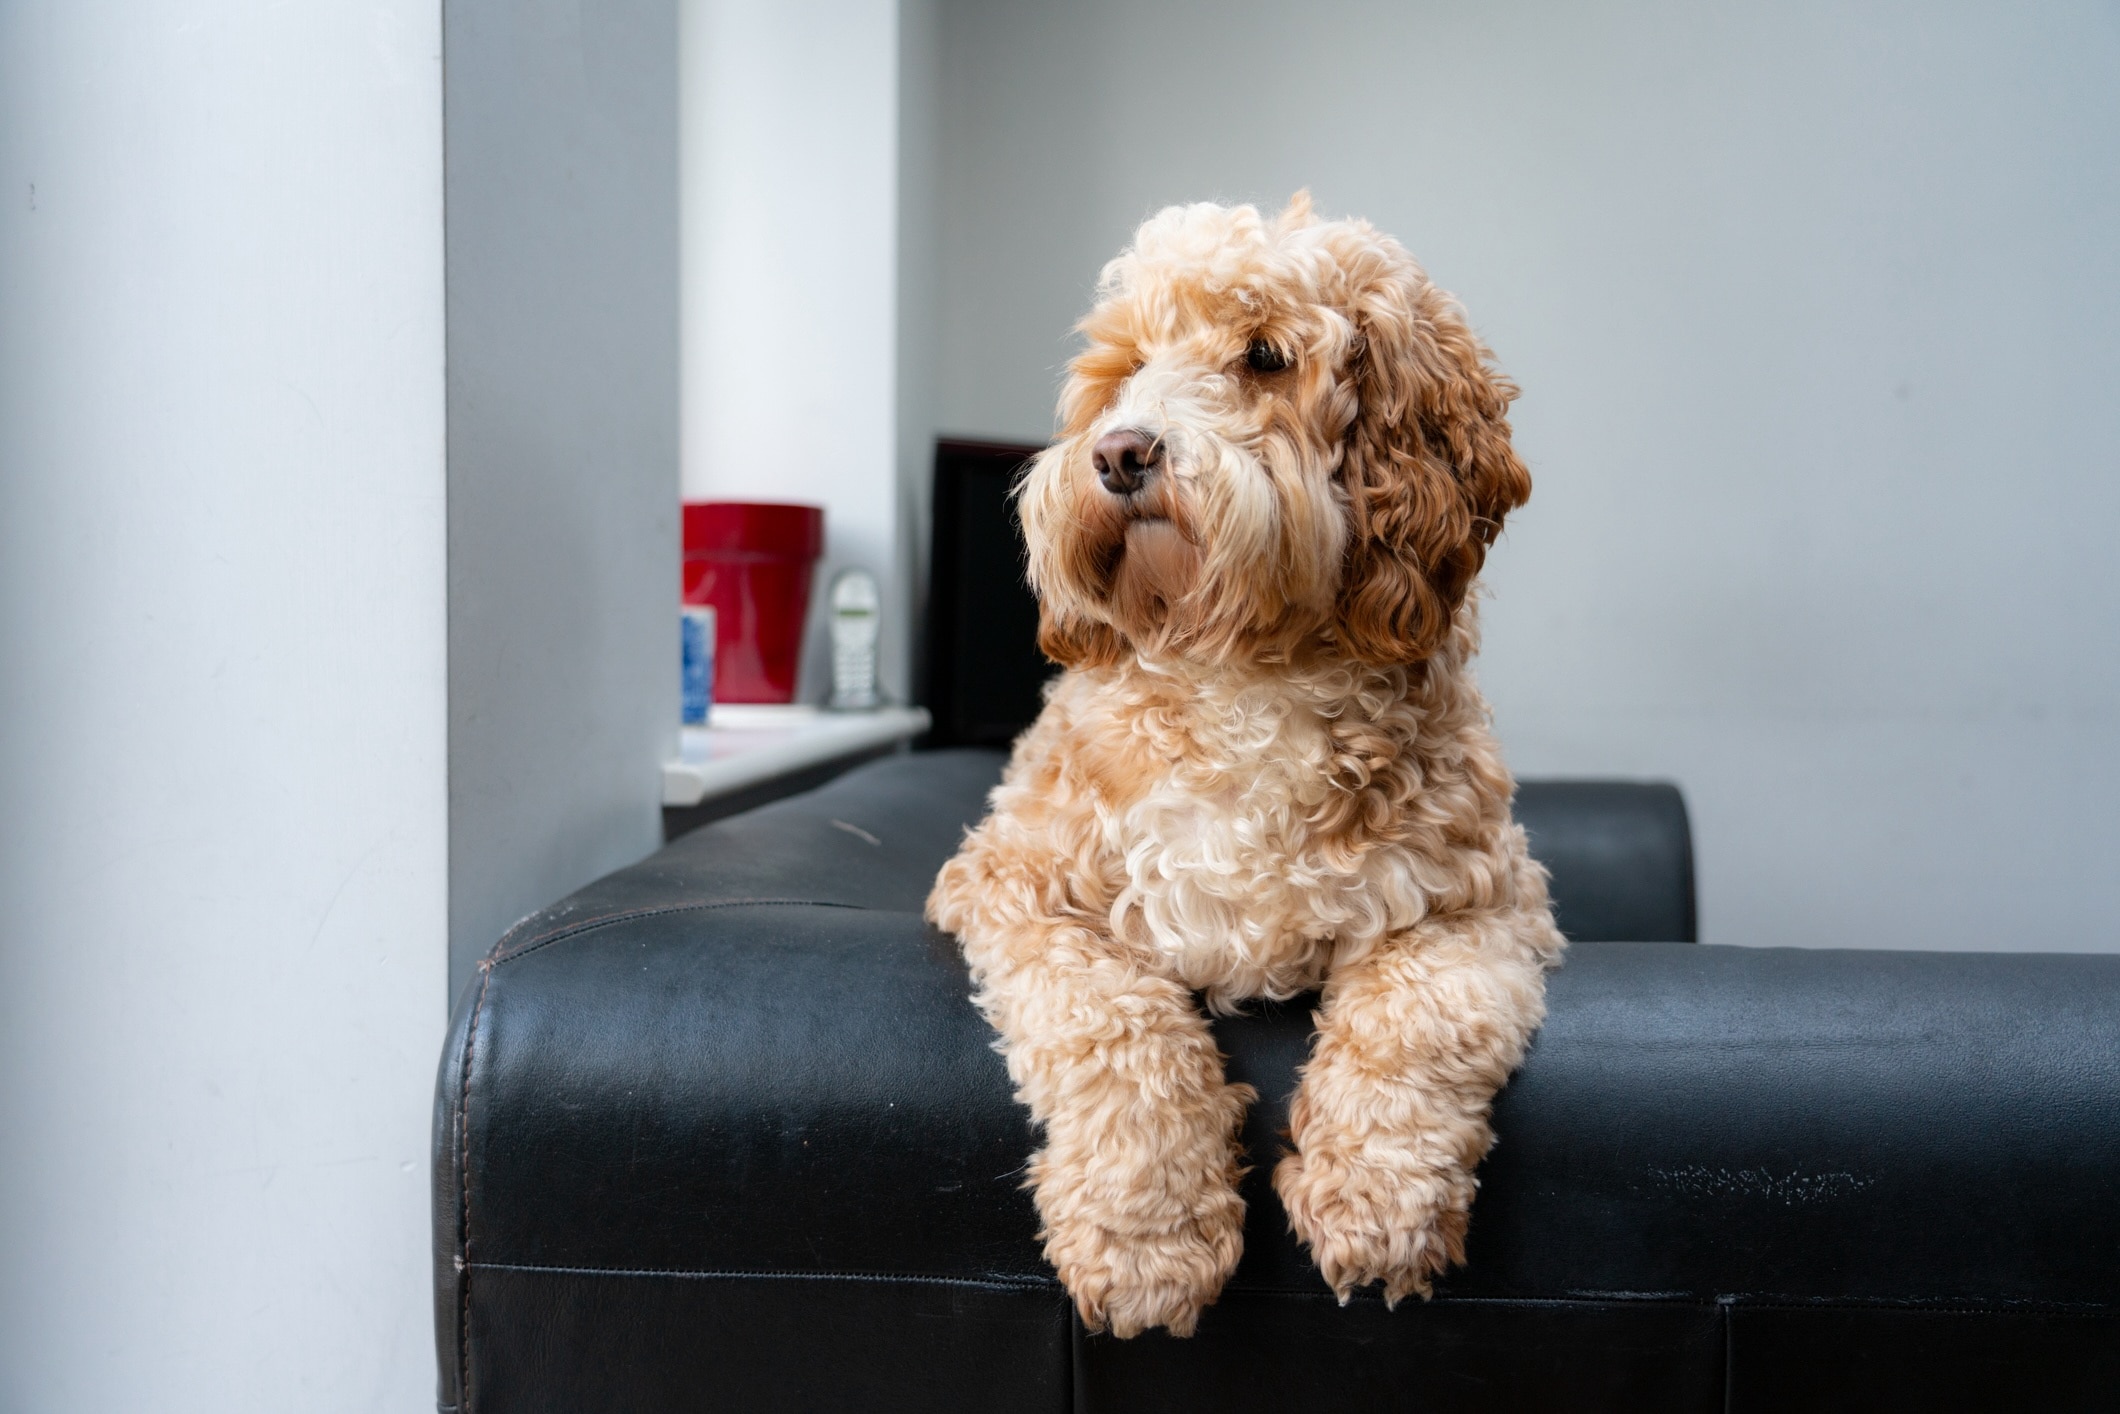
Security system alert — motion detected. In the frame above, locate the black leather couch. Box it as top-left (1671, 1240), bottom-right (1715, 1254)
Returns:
top-left (435, 747), bottom-right (2120, 1413)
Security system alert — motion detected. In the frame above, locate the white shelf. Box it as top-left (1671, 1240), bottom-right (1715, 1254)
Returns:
top-left (661, 704), bottom-right (932, 808)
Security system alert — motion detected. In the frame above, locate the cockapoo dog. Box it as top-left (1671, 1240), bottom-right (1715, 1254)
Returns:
top-left (928, 194), bottom-right (1565, 1338)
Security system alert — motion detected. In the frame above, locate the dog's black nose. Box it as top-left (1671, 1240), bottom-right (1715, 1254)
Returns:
top-left (1093, 429), bottom-right (1160, 495)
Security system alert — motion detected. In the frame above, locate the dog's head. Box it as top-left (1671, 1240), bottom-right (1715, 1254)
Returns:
top-left (1019, 195), bottom-right (1530, 670)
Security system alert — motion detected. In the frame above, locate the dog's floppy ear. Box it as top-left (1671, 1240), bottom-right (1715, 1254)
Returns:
top-left (1333, 241), bottom-right (1531, 665)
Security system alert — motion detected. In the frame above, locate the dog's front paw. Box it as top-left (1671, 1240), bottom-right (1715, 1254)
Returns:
top-left (1043, 1198), bottom-right (1244, 1338)
top-left (1273, 1142), bottom-right (1472, 1306)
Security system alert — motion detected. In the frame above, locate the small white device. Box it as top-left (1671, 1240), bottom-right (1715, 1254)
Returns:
top-left (827, 569), bottom-right (881, 710)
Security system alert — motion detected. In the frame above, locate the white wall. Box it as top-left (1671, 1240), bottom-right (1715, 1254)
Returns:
top-left (0, 3), bottom-right (446, 1409)
top-left (932, 0), bottom-right (2120, 953)
top-left (445, 0), bottom-right (680, 999)
top-left (681, 0), bottom-right (913, 702)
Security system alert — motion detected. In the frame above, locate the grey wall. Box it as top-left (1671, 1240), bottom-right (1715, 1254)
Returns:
top-left (933, 0), bottom-right (2120, 951)
top-left (900, 0), bottom-right (942, 692)
top-left (446, 0), bottom-right (680, 995)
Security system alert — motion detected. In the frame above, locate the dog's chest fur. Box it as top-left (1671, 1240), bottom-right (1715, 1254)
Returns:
top-left (1073, 663), bottom-right (1459, 1008)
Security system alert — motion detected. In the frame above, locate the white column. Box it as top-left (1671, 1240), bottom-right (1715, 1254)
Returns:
top-left (0, 4), bottom-right (447, 1409)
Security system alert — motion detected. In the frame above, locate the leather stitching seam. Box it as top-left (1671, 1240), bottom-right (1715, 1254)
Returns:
top-left (1717, 1298), bottom-right (2118, 1317)
top-left (1213, 1289), bottom-right (2116, 1315)
top-left (456, 945), bottom-right (499, 1414)
top-left (1222, 1288), bottom-right (1722, 1306)
top-left (493, 898), bottom-right (871, 966)
top-left (466, 1259), bottom-right (1059, 1291)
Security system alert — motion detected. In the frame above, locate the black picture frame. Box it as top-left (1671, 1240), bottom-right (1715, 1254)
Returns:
top-left (923, 438), bottom-right (1052, 747)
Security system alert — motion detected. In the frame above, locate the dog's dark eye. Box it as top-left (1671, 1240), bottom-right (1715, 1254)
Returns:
top-left (1245, 340), bottom-right (1290, 373)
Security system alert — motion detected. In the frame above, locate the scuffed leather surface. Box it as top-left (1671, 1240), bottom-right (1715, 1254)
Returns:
top-left (437, 748), bottom-right (2120, 1412)
top-left (491, 747), bottom-right (1007, 948)
top-left (496, 746), bottom-right (1692, 951)
top-left (465, 902), bottom-right (1043, 1280)
top-left (1217, 944), bottom-right (2120, 1307)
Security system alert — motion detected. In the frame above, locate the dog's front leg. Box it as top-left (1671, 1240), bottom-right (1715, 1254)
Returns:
top-left (946, 892), bottom-right (1252, 1337)
top-left (1273, 911), bottom-right (1551, 1304)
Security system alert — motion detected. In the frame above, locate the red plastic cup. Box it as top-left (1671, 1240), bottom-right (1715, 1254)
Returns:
top-left (681, 502), bottom-right (825, 704)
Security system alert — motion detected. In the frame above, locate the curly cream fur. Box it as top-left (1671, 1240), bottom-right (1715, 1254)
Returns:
top-left (928, 195), bottom-right (1564, 1338)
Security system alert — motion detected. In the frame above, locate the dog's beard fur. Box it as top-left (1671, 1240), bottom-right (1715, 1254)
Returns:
top-left (1066, 444), bottom-right (1217, 645)
top-left (1108, 517), bottom-right (1199, 631)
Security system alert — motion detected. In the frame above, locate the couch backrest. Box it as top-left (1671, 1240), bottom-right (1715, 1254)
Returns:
top-left (1516, 781), bottom-right (1695, 941)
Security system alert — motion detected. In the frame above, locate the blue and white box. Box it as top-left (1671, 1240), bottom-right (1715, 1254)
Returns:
top-left (680, 605), bottom-right (716, 726)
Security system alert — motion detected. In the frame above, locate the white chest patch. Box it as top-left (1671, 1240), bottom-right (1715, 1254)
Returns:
top-left (1101, 685), bottom-right (1430, 1006)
